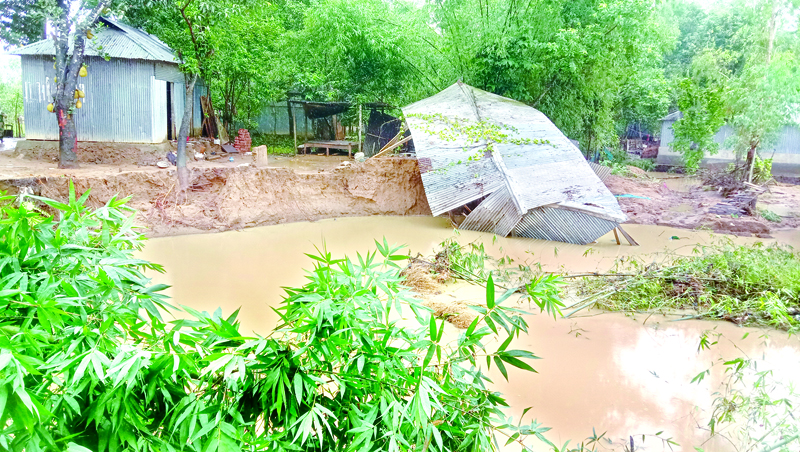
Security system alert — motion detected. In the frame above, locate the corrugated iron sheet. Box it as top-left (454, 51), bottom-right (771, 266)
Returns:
top-left (459, 186), bottom-right (522, 236)
top-left (21, 54), bottom-right (204, 143)
top-left (22, 55), bottom-right (154, 142)
top-left (403, 82), bottom-right (628, 244)
top-left (588, 162), bottom-right (612, 182)
top-left (513, 207), bottom-right (617, 245)
top-left (14, 18), bottom-right (176, 63)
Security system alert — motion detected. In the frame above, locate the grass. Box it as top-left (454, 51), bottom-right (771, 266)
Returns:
top-left (600, 148), bottom-right (656, 176)
top-left (250, 133), bottom-right (299, 155)
top-left (760, 209), bottom-right (782, 223)
top-left (578, 242), bottom-right (800, 331)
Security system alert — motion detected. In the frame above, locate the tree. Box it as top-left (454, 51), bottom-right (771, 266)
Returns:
top-left (0, 0), bottom-right (46, 48)
top-left (286, 0), bottom-right (443, 105)
top-left (126, 0), bottom-right (237, 191)
top-left (44, 0), bottom-right (114, 168)
top-left (0, 58), bottom-right (23, 137)
top-left (665, 0), bottom-right (800, 178)
top-left (726, 0), bottom-right (800, 181)
top-left (207, 2), bottom-right (286, 135)
top-left (430, 0), bottom-right (676, 155)
top-left (671, 50), bottom-right (731, 172)
top-left (0, 184), bottom-right (565, 452)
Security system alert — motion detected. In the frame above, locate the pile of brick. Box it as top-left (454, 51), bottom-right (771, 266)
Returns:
top-left (233, 129), bottom-right (252, 154)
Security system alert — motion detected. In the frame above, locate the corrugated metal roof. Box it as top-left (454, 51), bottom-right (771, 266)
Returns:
top-left (660, 111), bottom-right (682, 122)
top-left (12, 17), bottom-right (177, 63)
top-left (403, 82), bottom-right (627, 245)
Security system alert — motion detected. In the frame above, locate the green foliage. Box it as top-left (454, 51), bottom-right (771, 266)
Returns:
top-left (434, 238), bottom-right (566, 320)
top-left (0, 58), bottom-right (23, 137)
top-left (693, 332), bottom-right (799, 452)
top-left (251, 133), bottom-right (297, 155)
top-left (751, 156), bottom-right (773, 184)
top-left (1, 187), bottom-right (559, 452)
top-left (434, 0), bottom-right (675, 153)
top-left (599, 148), bottom-right (655, 175)
top-left (664, 0), bottom-right (800, 177)
top-left (582, 242), bottom-right (800, 332)
top-left (759, 209), bottom-right (781, 223)
top-left (0, 0), bottom-right (46, 47)
top-left (671, 51), bottom-right (730, 172)
top-left (206, 2), bottom-right (288, 134)
top-left (436, 238), bottom-right (492, 283)
top-left (0, 182), bottom-right (172, 450)
top-left (286, 0), bottom-right (440, 104)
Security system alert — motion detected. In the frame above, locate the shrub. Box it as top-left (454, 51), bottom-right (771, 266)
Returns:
top-left (0, 184), bottom-right (560, 452)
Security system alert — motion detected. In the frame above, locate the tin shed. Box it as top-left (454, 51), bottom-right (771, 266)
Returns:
top-left (403, 82), bottom-right (627, 245)
top-left (657, 111), bottom-right (800, 175)
top-left (14, 18), bottom-right (204, 144)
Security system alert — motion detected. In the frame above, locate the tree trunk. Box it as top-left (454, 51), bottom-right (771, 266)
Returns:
top-left (177, 74), bottom-right (198, 191)
top-left (51, 0), bottom-right (107, 169)
top-left (746, 144), bottom-right (757, 183)
top-left (57, 109), bottom-right (78, 168)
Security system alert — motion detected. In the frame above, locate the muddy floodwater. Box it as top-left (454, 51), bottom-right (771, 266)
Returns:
top-left (138, 216), bottom-right (800, 451)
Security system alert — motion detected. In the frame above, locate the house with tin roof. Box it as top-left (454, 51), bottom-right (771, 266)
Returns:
top-left (14, 17), bottom-right (205, 144)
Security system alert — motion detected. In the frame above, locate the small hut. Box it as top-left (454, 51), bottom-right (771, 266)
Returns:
top-left (403, 82), bottom-right (628, 245)
top-left (14, 17), bottom-right (205, 144)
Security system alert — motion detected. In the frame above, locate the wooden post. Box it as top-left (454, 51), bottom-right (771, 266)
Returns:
top-left (293, 115), bottom-right (298, 155)
top-left (358, 104), bottom-right (363, 152)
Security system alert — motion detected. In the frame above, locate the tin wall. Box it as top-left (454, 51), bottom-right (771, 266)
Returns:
top-left (22, 55), bottom-right (205, 143)
top-left (22, 55), bottom-right (155, 142)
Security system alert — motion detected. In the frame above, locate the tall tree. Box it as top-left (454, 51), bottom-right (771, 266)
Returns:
top-left (46, 0), bottom-right (114, 169)
top-left (127, 0), bottom-right (232, 191)
top-left (671, 49), bottom-right (731, 172)
top-left (430, 0), bottom-right (676, 154)
top-left (727, 0), bottom-right (800, 181)
top-left (0, 0), bottom-right (46, 48)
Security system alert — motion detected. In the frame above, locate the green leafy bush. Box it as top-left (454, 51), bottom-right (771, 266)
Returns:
top-left (759, 209), bottom-right (781, 223)
top-left (599, 148), bottom-right (655, 175)
top-left (693, 332), bottom-right (799, 452)
top-left (582, 243), bottom-right (800, 331)
top-left (251, 133), bottom-right (298, 155)
top-left (0, 185), bottom-right (558, 452)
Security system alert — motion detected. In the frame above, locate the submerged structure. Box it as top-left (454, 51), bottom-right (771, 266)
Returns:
top-left (403, 82), bottom-right (628, 245)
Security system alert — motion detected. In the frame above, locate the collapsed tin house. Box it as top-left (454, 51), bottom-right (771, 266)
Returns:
top-left (402, 82), bottom-right (632, 245)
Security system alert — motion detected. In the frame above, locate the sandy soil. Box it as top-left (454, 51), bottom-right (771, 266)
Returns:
top-left (605, 170), bottom-right (800, 237)
top-left (0, 145), bottom-right (430, 236)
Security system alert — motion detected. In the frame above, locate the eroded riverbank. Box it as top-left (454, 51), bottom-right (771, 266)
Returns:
top-left (138, 216), bottom-right (800, 452)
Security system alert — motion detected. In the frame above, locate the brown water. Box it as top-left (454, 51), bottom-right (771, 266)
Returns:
top-left (648, 174), bottom-right (702, 193)
top-left (137, 217), bottom-right (800, 451)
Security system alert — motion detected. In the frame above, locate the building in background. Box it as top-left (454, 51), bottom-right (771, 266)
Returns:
top-left (658, 111), bottom-right (800, 174)
top-left (13, 17), bottom-right (204, 144)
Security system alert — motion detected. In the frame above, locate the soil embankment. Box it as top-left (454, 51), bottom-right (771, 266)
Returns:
top-left (2, 143), bottom-right (799, 239)
top-left (1, 158), bottom-right (431, 236)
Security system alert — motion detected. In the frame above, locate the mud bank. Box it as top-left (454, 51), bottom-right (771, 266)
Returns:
top-left (13, 139), bottom-right (180, 166)
top-left (605, 173), bottom-right (800, 236)
top-left (3, 158), bottom-right (431, 235)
